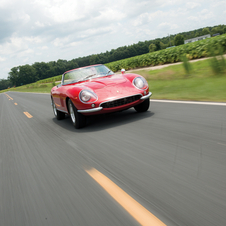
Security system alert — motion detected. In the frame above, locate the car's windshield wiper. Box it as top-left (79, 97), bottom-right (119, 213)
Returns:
top-left (105, 71), bottom-right (111, 76)
top-left (77, 74), bottom-right (96, 82)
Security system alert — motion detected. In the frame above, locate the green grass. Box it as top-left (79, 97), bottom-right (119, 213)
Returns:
top-left (0, 82), bottom-right (61, 94)
top-left (148, 77), bottom-right (226, 102)
top-left (130, 59), bottom-right (226, 102)
top-left (1, 58), bottom-right (226, 102)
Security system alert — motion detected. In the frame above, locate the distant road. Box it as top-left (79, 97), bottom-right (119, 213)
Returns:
top-left (0, 92), bottom-right (226, 226)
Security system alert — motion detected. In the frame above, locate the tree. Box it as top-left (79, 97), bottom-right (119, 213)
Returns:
top-left (154, 40), bottom-right (161, 51)
top-left (32, 62), bottom-right (50, 80)
top-left (160, 42), bottom-right (166, 50)
top-left (174, 34), bottom-right (184, 46)
top-left (149, 43), bottom-right (156, 52)
top-left (211, 27), bottom-right (220, 35)
top-left (223, 27), bottom-right (226, 34)
top-left (8, 67), bottom-right (19, 86)
top-left (0, 79), bottom-right (12, 90)
top-left (202, 27), bottom-right (210, 35)
top-left (18, 64), bottom-right (37, 84)
top-left (89, 54), bottom-right (100, 65)
top-left (127, 45), bottom-right (137, 57)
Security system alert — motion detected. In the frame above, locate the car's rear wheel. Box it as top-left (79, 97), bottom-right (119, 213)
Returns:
top-left (68, 99), bottom-right (86, 129)
top-left (134, 98), bottom-right (150, 112)
top-left (51, 97), bottom-right (65, 120)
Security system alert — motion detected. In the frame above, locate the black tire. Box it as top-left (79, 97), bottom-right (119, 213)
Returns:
top-left (51, 97), bottom-right (65, 120)
top-left (134, 98), bottom-right (150, 112)
top-left (68, 99), bottom-right (86, 129)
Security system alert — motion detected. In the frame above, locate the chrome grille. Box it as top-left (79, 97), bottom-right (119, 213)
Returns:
top-left (100, 95), bottom-right (141, 108)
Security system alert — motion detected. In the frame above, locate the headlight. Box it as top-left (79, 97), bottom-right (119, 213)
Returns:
top-left (79, 90), bottom-right (98, 103)
top-left (133, 77), bottom-right (148, 90)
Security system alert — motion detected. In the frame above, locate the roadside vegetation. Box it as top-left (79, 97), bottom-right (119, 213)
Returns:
top-left (1, 55), bottom-right (226, 102)
top-left (105, 34), bottom-right (226, 72)
top-left (130, 59), bottom-right (226, 102)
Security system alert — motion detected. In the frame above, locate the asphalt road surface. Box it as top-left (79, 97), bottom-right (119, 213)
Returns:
top-left (0, 92), bottom-right (226, 226)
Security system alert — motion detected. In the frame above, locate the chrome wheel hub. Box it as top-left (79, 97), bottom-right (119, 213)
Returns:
top-left (52, 100), bottom-right (57, 116)
top-left (69, 103), bottom-right (76, 124)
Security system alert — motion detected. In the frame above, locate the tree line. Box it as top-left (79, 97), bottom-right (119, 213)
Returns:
top-left (1, 24), bottom-right (225, 90)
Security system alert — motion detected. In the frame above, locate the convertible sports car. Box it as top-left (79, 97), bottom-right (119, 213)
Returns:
top-left (51, 64), bottom-right (152, 129)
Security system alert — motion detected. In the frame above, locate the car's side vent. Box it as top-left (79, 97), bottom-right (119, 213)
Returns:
top-left (100, 95), bottom-right (141, 108)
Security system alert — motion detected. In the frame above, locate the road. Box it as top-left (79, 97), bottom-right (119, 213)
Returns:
top-left (0, 92), bottom-right (226, 226)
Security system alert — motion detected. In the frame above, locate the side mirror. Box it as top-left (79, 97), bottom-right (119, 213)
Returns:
top-left (121, 69), bottom-right (125, 74)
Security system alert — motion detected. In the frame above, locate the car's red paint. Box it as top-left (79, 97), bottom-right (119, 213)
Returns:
top-left (51, 64), bottom-right (152, 128)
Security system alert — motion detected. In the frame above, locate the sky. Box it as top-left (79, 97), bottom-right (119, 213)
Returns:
top-left (0, 0), bottom-right (225, 80)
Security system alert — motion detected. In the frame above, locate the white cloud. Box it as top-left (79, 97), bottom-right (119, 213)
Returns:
top-left (212, 1), bottom-right (226, 7)
top-left (159, 22), bottom-right (179, 30)
top-left (159, 0), bottom-right (182, 7)
top-left (186, 2), bottom-right (201, 9)
top-left (35, 21), bottom-right (45, 27)
top-left (187, 16), bottom-right (199, 21)
top-left (69, 42), bottom-right (80, 47)
top-left (0, 56), bottom-right (5, 62)
top-left (40, 46), bottom-right (48, 50)
top-left (200, 9), bottom-right (209, 14)
top-left (0, 0), bottom-right (12, 7)
top-left (52, 38), bottom-right (65, 47)
top-left (132, 10), bottom-right (165, 27)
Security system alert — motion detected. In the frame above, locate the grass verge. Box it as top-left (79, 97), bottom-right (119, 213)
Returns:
top-left (130, 59), bottom-right (226, 102)
top-left (0, 82), bottom-right (61, 94)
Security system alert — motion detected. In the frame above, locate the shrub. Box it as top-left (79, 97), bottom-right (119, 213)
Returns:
top-left (208, 44), bottom-right (226, 75)
top-left (181, 55), bottom-right (192, 76)
top-left (106, 34), bottom-right (226, 73)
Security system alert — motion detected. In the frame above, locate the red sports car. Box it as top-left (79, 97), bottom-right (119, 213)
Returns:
top-left (51, 64), bottom-right (152, 129)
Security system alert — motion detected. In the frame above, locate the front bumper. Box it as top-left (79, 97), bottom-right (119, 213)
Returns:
top-left (77, 107), bottom-right (103, 113)
top-left (141, 92), bottom-right (152, 100)
top-left (77, 92), bottom-right (152, 114)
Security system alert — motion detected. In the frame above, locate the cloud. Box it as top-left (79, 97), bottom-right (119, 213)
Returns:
top-left (159, 22), bottom-right (179, 30)
top-left (186, 2), bottom-right (201, 9)
top-left (132, 10), bottom-right (166, 27)
top-left (158, 0), bottom-right (183, 7)
top-left (212, 1), bottom-right (226, 7)
top-left (0, 56), bottom-right (5, 62)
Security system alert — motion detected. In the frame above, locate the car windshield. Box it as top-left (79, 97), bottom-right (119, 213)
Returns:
top-left (63, 65), bottom-right (114, 85)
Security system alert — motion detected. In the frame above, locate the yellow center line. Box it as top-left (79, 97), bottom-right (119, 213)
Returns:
top-left (4, 93), bottom-right (13, 100)
top-left (23, 112), bottom-right (33, 118)
top-left (86, 168), bottom-right (166, 226)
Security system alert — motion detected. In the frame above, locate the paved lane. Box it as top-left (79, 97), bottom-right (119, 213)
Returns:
top-left (0, 92), bottom-right (226, 226)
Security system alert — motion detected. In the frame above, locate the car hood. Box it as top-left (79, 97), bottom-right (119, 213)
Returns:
top-left (79, 74), bottom-right (127, 89)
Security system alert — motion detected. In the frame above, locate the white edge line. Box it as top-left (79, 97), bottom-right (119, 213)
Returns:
top-left (150, 99), bottom-right (226, 106)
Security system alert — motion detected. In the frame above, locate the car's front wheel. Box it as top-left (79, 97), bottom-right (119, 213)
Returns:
top-left (68, 99), bottom-right (86, 129)
top-left (51, 97), bottom-right (65, 120)
top-left (134, 98), bottom-right (150, 112)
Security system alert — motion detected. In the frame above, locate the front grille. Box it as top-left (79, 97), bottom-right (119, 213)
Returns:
top-left (100, 95), bottom-right (141, 108)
